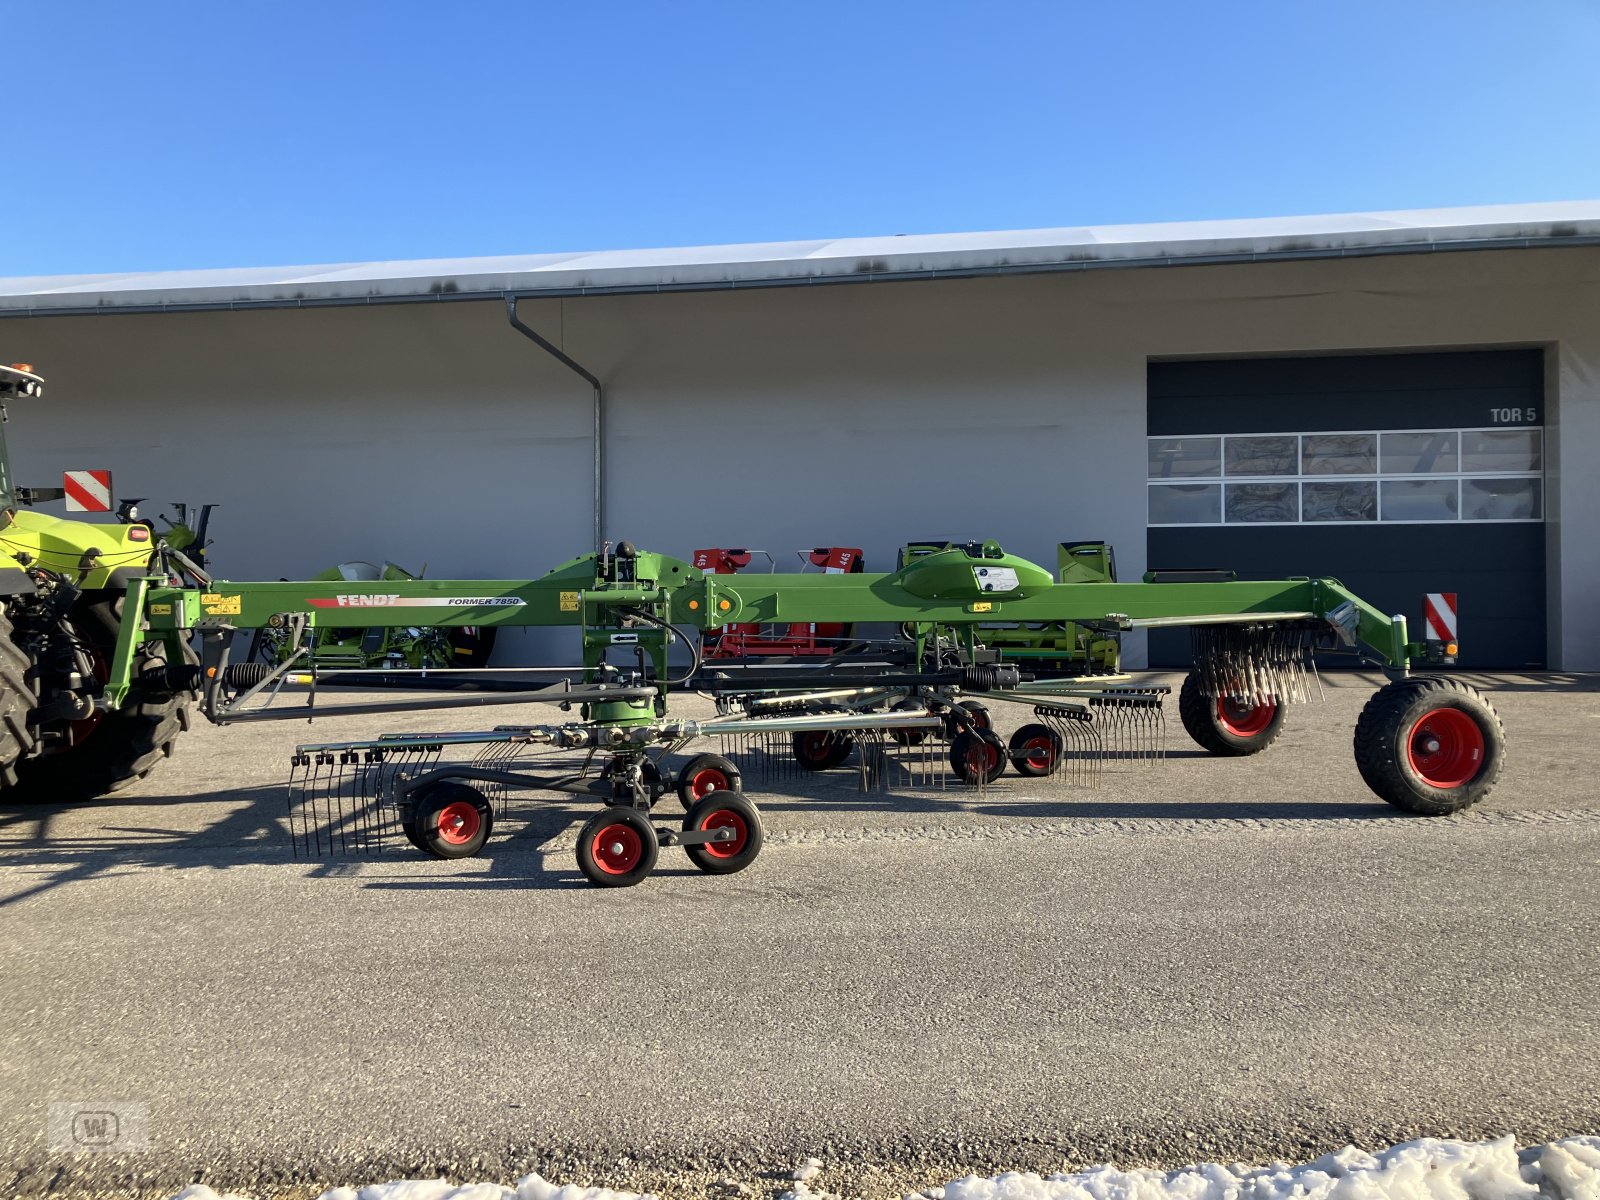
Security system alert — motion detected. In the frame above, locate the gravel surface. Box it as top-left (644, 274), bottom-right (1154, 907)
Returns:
top-left (2, 671), bottom-right (1597, 1199)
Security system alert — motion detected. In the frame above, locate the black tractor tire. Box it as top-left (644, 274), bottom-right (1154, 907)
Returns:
top-left (0, 608), bottom-right (40, 787)
top-left (682, 791), bottom-right (764, 875)
top-left (1178, 670), bottom-right (1287, 757)
top-left (1353, 676), bottom-right (1505, 815)
top-left (15, 607), bottom-right (196, 801)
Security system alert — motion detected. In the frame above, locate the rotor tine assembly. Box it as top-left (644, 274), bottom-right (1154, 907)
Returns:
top-left (1190, 622), bottom-right (1314, 705)
top-left (1033, 703), bottom-right (1102, 788)
top-left (1083, 686), bottom-right (1169, 763)
top-left (286, 740), bottom-right (443, 858)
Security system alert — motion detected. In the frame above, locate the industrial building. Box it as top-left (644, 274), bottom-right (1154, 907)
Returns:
top-left (2, 200), bottom-right (1596, 668)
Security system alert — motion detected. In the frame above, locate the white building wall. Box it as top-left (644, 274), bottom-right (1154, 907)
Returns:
top-left (4, 247), bottom-right (1598, 666)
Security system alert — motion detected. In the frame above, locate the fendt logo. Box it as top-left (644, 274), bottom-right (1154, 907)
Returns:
top-left (335, 594), bottom-right (401, 608)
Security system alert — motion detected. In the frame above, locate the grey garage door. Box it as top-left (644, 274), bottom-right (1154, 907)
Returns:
top-left (1147, 350), bottom-right (1546, 669)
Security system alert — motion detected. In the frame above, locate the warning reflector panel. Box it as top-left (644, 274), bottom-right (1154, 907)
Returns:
top-left (1424, 592), bottom-right (1458, 641)
top-left (63, 470), bottom-right (113, 512)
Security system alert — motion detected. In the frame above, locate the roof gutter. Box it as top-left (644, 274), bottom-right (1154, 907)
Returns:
top-left (3, 232), bottom-right (1598, 319)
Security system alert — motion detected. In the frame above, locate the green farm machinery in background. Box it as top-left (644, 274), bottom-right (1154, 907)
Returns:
top-left (249, 560), bottom-right (496, 673)
top-left (899, 540), bottom-right (1124, 676)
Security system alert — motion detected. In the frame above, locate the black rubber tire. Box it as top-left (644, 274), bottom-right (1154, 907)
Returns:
top-left (1353, 676), bottom-right (1505, 815)
top-left (412, 782), bottom-right (494, 858)
top-left (682, 791), bottom-right (764, 875)
top-left (576, 807), bottom-right (659, 887)
top-left (1008, 723), bottom-right (1063, 777)
top-left (14, 610), bottom-right (195, 800)
top-left (792, 729), bottom-right (854, 771)
top-left (1177, 670), bottom-right (1286, 757)
top-left (944, 700), bottom-right (992, 738)
top-left (0, 608), bottom-right (39, 787)
top-left (950, 729), bottom-right (1007, 784)
top-left (674, 752), bottom-right (743, 809)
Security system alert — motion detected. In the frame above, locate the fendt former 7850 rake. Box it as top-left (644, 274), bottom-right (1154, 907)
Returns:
top-left (117, 539), bottom-right (1503, 886)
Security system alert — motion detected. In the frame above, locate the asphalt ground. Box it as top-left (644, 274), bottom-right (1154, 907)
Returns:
top-left (1, 670), bottom-right (1597, 1199)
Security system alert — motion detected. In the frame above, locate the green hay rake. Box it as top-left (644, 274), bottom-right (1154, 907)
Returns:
top-left (124, 539), bottom-right (1505, 887)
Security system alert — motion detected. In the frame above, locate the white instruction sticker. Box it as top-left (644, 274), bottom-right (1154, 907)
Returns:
top-left (972, 566), bottom-right (1019, 593)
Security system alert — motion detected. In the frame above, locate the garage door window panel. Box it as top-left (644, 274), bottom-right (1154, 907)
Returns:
top-left (1148, 437), bottom-right (1221, 479)
top-left (1380, 431), bottom-right (1457, 474)
top-left (1148, 483), bottom-right (1221, 524)
top-left (1381, 479), bottom-right (1460, 522)
top-left (1225, 482), bottom-right (1299, 523)
top-left (1224, 436), bottom-right (1297, 476)
top-left (1302, 434), bottom-right (1376, 475)
top-left (1304, 481), bottom-right (1377, 522)
top-left (1461, 429), bottom-right (1542, 473)
top-left (1463, 477), bottom-right (1541, 520)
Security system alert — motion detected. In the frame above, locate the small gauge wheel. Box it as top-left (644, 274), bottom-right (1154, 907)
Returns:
top-left (576, 807), bottom-right (660, 887)
top-left (682, 791), bottom-right (764, 875)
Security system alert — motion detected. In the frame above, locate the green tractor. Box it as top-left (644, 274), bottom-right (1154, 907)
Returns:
top-left (0, 362), bottom-right (201, 799)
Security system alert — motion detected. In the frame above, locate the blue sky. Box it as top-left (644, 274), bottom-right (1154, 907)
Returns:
top-left (3, 1), bottom-right (1598, 276)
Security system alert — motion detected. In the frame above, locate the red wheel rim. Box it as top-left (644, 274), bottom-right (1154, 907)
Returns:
top-left (962, 706), bottom-right (991, 731)
top-left (698, 808), bottom-right (749, 859)
top-left (1406, 707), bottom-right (1486, 788)
top-left (964, 738), bottom-right (1000, 775)
top-left (797, 732), bottom-right (833, 762)
top-left (435, 800), bottom-right (482, 846)
top-left (689, 767), bottom-right (730, 798)
top-left (1217, 695), bottom-right (1277, 737)
top-left (591, 822), bottom-right (644, 874)
top-left (1022, 736), bottom-right (1056, 770)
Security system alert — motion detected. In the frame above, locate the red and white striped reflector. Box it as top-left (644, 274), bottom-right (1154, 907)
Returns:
top-left (1424, 592), bottom-right (1458, 642)
top-left (63, 470), bottom-right (113, 512)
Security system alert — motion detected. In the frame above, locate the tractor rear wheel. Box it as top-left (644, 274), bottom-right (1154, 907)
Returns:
top-left (0, 609), bottom-right (39, 787)
top-left (1178, 670), bottom-right (1286, 756)
top-left (13, 602), bottom-right (195, 801)
top-left (1354, 676), bottom-right (1504, 814)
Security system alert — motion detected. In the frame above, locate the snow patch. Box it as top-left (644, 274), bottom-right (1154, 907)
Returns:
top-left (928, 1137), bottom-right (1600, 1200)
top-left (165, 1137), bottom-right (1600, 1200)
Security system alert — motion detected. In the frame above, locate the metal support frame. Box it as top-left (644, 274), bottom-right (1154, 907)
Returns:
top-left (505, 296), bottom-right (605, 551)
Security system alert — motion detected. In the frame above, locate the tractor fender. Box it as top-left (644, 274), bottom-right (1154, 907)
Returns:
top-left (105, 566), bottom-right (151, 593)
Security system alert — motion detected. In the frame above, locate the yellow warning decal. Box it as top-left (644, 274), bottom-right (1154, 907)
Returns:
top-left (202, 594), bottom-right (242, 616)
top-left (148, 603), bottom-right (173, 616)
top-left (967, 601), bottom-right (994, 613)
top-left (559, 591), bottom-right (581, 612)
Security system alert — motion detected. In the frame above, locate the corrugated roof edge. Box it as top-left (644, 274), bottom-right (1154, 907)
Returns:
top-left (3, 200), bottom-right (1599, 317)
